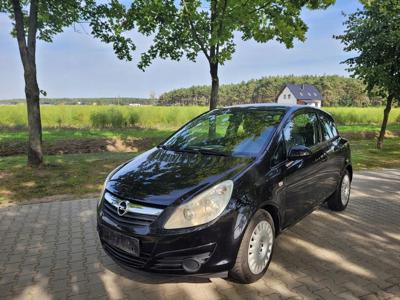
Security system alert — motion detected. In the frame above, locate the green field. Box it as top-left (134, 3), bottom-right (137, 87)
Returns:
top-left (0, 105), bottom-right (206, 129)
top-left (1, 105), bottom-right (400, 129)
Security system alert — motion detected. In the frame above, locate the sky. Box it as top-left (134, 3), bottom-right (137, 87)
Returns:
top-left (0, 1), bottom-right (362, 100)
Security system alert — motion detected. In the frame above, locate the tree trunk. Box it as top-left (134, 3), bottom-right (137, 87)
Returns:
top-left (209, 62), bottom-right (219, 110)
top-left (12, 0), bottom-right (43, 167)
top-left (208, 62), bottom-right (219, 137)
top-left (377, 94), bottom-right (393, 149)
top-left (25, 72), bottom-right (43, 166)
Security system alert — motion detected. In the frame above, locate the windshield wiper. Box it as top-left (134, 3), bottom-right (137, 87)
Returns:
top-left (159, 145), bottom-right (230, 156)
top-left (158, 144), bottom-right (199, 154)
top-left (184, 147), bottom-right (230, 157)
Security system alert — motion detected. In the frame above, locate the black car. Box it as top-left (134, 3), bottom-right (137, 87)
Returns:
top-left (97, 104), bottom-right (352, 283)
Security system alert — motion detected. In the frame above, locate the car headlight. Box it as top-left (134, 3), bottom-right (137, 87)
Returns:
top-left (164, 180), bottom-right (234, 229)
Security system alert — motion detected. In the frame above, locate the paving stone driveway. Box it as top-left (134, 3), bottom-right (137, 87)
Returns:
top-left (0, 169), bottom-right (400, 300)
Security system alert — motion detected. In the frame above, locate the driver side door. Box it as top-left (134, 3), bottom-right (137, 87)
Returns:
top-left (282, 111), bottom-right (326, 228)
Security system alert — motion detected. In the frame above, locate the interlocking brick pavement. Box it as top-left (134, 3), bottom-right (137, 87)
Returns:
top-left (0, 169), bottom-right (399, 300)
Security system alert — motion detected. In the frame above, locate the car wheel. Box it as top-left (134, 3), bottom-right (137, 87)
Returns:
top-left (328, 170), bottom-right (351, 211)
top-left (229, 209), bottom-right (275, 283)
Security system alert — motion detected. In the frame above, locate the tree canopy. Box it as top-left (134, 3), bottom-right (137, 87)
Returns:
top-left (105, 0), bottom-right (336, 109)
top-left (336, 0), bottom-right (400, 148)
top-left (159, 75), bottom-right (380, 107)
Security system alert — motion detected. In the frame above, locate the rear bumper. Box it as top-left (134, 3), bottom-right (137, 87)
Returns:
top-left (97, 208), bottom-right (244, 275)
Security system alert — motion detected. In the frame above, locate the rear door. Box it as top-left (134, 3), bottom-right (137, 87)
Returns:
top-left (281, 111), bottom-right (326, 227)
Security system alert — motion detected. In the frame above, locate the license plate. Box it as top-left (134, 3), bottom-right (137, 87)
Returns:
top-left (101, 226), bottom-right (140, 256)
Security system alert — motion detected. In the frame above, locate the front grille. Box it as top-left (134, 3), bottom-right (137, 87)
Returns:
top-left (102, 199), bottom-right (157, 227)
top-left (102, 241), bottom-right (151, 268)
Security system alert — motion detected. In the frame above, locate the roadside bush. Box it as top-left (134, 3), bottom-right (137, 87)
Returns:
top-left (108, 109), bottom-right (125, 128)
top-left (127, 111), bottom-right (140, 127)
top-left (90, 109), bottom-right (126, 128)
top-left (90, 111), bottom-right (108, 128)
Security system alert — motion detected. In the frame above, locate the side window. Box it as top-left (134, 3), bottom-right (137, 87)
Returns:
top-left (319, 114), bottom-right (338, 140)
top-left (330, 120), bottom-right (339, 137)
top-left (271, 135), bottom-right (286, 166)
top-left (283, 112), bottom-right (321, 151)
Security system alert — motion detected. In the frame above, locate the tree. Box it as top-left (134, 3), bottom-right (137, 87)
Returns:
top-left (336, 0), bottom-right (400, 149)
top-left (120, 0), bottom-right (335, 110)
top-left (0, 0), bottom-right (135, 166)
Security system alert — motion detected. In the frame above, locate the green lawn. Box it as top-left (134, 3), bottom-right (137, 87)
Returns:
top-left (1, 124), bottom-right (399, 143)
top-left (1, 137), bottom-right (399, 204)
top-left (0, 128), bottom-right (174, 143)
top-left (0, 152), bottom-right (135, 204)
top-left (338, 123), bottom-right (400, 133)
top-left (351, 137), bottom-right (400, 169)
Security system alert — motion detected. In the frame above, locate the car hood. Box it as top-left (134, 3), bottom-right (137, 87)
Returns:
top-left (106, 148), bottom-right (253, 206)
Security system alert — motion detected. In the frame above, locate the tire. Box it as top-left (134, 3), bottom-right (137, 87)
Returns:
top-left (229, 209), bottom-right (275, 283)
top-left (328, 170), bottom-right (351, 211)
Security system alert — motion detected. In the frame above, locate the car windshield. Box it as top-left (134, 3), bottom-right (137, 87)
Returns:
top-left (161, 107), bottom-right (286, 157)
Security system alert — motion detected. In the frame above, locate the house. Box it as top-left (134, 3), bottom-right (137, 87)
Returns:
top-left (276, 84), bottom-right (323, 108)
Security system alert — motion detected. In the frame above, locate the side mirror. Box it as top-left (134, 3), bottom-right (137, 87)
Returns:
top-left (288, 145), bottom-right (312, 160)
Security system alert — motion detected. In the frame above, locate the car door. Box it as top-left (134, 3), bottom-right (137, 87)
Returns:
top-left (264, 132), bottom-right (287, 217)
top-left (281, 111), bottom-right (326, 227)
top-left (318, 113), bottom-right (343, 196)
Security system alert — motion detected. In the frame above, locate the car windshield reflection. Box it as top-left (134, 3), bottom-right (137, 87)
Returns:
top-left (161, 108), bottom-right (286, 157)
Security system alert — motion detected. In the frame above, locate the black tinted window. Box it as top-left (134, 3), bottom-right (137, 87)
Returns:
top-left (283, 112), bottom-right (321, 150)
top-left (163, 108), bottom-right (285, 157)
top-left (319, 114), bottom-right (338, 140)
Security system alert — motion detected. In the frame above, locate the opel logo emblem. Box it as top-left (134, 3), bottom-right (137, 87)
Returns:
top-left (117, 201), bottom-right (129, 216)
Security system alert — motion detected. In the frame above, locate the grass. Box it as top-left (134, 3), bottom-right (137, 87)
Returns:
top-left (0, 152), bottom-right (135, 204)
top-left (1, 137), bottom-right (399, 204)
top-left (0, 122), bottom-right (399, 144)
top-left (351, 137), bottom-right (400, 169)
top-left (337, 123), bottom-right (400, 133)
top-left (324, 107), bottom-right (400, 125)
top-left (1, 105), bottom-right (400, 129)
top-left (0, 128), bottom-right (174, 143)
top-left (0, 105), bottom-right (207, 129)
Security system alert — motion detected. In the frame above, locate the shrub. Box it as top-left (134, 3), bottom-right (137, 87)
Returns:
top-left (108, 109), bottom-right (125, 128)
top-left (90, 109), bottom-right (126, 128)
top-left (127, 111), bottom-right (140, 127)
top-left (90, 111), bottom-right (109, 128)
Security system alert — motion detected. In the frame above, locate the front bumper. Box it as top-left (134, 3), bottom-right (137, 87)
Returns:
top-left (97, 198), bottom-right (246, 275)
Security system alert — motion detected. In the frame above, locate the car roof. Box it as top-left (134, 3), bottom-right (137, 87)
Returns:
top-left (219, 103), bottom-right (334, 120)
top-left (223, 103), bottom-right (320, 112)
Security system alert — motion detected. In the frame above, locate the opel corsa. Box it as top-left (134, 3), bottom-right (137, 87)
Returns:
top-left (97, 104), bottom-right (352, 283)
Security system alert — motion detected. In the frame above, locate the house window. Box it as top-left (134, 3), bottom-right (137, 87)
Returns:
top-left (288, 94), bottom-right (291, 99)
top-left (283, 95), bottom-right (286, 99)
